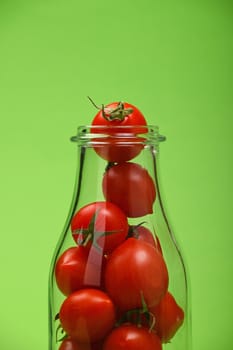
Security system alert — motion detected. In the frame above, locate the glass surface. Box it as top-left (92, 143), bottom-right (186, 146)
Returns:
top-left (48, 125), bottom-right (192, 350)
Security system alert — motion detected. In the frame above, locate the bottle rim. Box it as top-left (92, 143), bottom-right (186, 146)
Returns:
top-left (70, 125), bottom-right (166, 144)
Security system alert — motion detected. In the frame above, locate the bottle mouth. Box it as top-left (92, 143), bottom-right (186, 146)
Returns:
top-left (70, 125), bottom-right (166, 144)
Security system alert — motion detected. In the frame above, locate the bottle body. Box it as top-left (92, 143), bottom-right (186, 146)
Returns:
top-left (48, 125), bottom-right (191, 350)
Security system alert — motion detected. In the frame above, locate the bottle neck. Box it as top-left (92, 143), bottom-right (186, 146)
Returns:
top-left (70, 125), bottom-right (166, 153)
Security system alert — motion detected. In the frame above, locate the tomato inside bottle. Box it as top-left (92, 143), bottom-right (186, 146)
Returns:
top-left (48, 124), bottom-right (191, 350)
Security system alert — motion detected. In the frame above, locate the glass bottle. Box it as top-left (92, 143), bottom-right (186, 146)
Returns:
top-left (48, 125), bottom-right (192, 350)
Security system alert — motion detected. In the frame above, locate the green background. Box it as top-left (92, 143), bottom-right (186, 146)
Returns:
top-left (0, 0), bottom-right (232, 349)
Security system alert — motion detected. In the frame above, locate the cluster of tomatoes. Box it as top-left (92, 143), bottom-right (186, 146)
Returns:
top-left (55, 101), bottom-right (184, 350)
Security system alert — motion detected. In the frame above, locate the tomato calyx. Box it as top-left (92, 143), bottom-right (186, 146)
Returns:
top-left (102, 101), bottom-right (133, 121)
top-left (73, 210), bottom-right (123, 250)
top-left (55, 315), bottom-right (68, 343)
top-left (127, 222), bottom-right (147, 238)
top-left (116, 292), bottom-right (156, 332)
top-left (105, 162), bottom-right (116, 172)
top-left (88, 96), bottom-right (133, 122)
top-left (56, 325), bottom-right (67, 343)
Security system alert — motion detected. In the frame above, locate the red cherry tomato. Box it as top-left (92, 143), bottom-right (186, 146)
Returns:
top-left (91, 101), bottom-right (147, 134)
top-left (55, 246), bottom-right (106, 296)
top-left (104, 238), bottom-right (168, 311)
top-left (71, 201), bottom-right (128, 254)
top-left (103, 324), bottom-right (162, 350)
top-left (90, 101), bottom-right (147, 162)
top-left (102, 162), bottom-right (156, 217)
top-left (149, 291), bottom-right (184, 343)
top-left (59, 289), bottom-right (116, 343)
